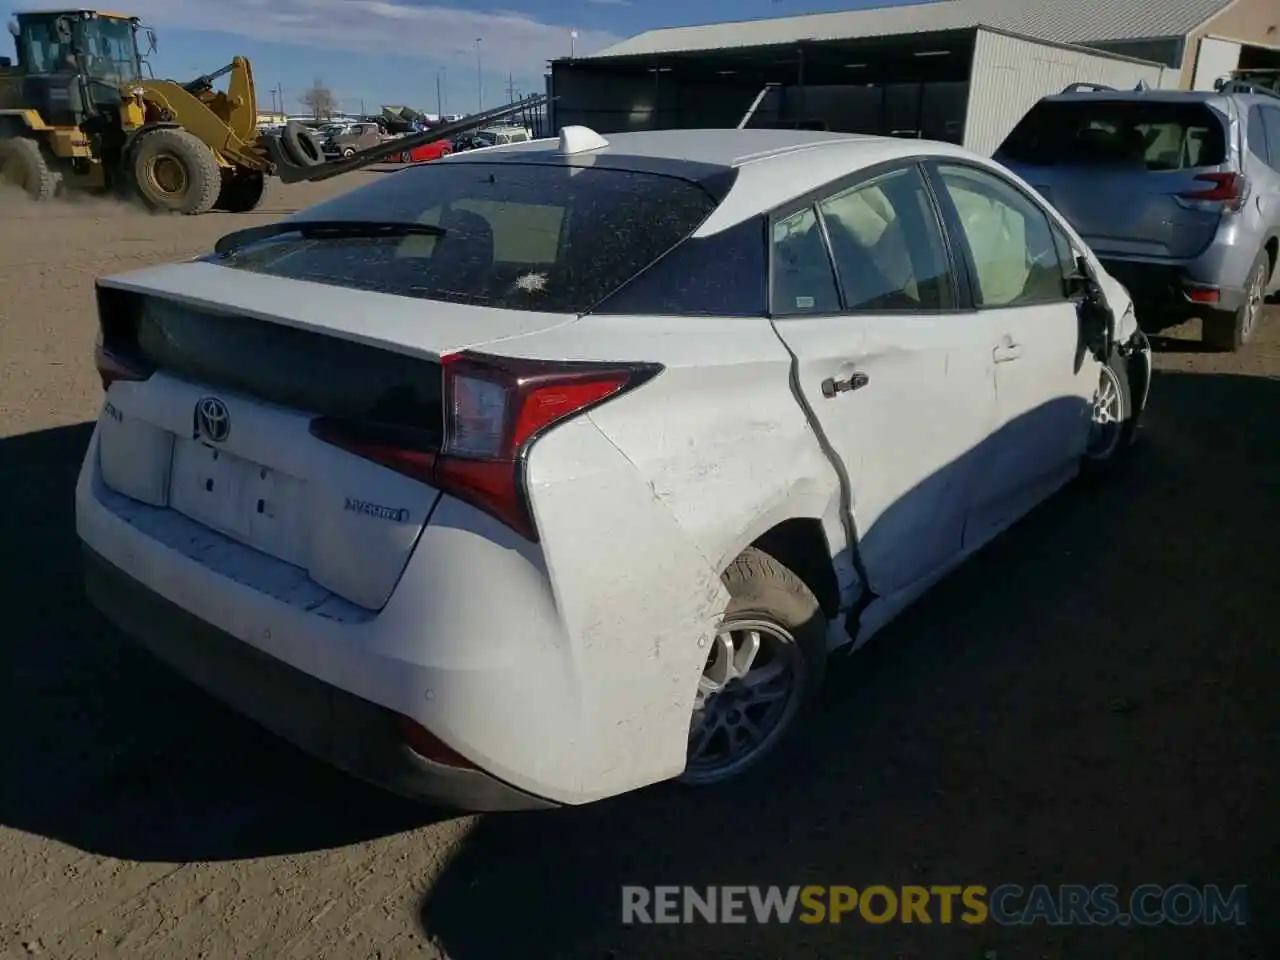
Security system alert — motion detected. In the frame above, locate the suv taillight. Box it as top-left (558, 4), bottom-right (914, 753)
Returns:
top-left (311, 352), bottom-right (661, 541)
top-left (1177, 172), bottom-right (1248, 211)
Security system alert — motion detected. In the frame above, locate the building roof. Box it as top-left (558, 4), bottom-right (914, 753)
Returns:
top-left (590, 0), bottom-right (1234, 59)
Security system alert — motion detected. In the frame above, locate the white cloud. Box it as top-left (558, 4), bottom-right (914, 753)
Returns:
top-left (15, 0), bottom-right (620, 77)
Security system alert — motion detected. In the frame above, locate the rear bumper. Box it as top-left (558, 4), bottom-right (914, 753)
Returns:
top-left (1100, 257), bottom-right (1248, 321)
top-left (82, 545), bottom-right (555, 813)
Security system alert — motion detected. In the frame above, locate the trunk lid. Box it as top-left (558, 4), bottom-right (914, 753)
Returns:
top-left (995, 97), bottom-right (1234, 260)
top-left (95, 265), bottom-right (576, 610)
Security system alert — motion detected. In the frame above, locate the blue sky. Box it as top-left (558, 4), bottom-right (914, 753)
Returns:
top-left (2, 0), bottom-right (916, 116)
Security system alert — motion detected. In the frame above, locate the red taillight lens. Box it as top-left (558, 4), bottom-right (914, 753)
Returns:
top-left (94, 341), bottom-right (150, 391)
top-left (311, 352), bottom-right (660, 541)
top-left (1178, 172), bottom-right (1247, 210)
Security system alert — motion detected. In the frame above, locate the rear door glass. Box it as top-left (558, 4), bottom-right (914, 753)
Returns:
top-left (215, 162), bottom-right (720, 314)
top-left (817, 165), bottom-right (956, 311)
top-left (1262, 108), bottom-right (1280, 174)
top-left (998, 100), bottom-right (1227, 170)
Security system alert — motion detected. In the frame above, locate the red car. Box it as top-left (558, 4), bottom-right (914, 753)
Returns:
top-left (390, 138), bottom-right (452, 164)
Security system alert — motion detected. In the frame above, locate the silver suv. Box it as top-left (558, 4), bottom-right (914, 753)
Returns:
top-left (996, 84), bottom-right (1280, 351)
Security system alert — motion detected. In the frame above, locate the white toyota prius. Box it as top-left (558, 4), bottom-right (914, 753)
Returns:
top-left (77, 126), bottom-right (1152, 810)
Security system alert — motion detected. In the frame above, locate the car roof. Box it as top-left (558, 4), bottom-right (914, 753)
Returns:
top-left (447, 127), bottom-right (987, 233)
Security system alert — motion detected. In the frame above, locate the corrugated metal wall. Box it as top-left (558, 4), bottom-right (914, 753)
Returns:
top-left (963, 29), bottom-right (1173, 155)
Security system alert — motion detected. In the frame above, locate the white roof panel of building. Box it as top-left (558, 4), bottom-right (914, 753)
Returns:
top-left (590, 0), bottom-right (1234, 59)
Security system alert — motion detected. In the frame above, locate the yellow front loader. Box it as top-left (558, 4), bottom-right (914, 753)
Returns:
top-left (0, 9), bottom-right (276, 213)
top-left (0, 8), bottom-right (549, 214)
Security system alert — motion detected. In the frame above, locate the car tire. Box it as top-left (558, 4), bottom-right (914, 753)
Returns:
top-left (679, 546), bottom-right (828, 787)
top-left (0, 136), bottom-right (57, 201)
top-left (281, 122), bottom-right (325, 167)
top-left (1202, 249), bottom-right (1269, 353)
top-left (214, 169), bottom-right (268, 212)
top-left (1081, 348), bottom-right (1135, 474)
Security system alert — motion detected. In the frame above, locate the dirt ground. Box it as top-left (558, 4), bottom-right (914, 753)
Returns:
top-left (0, 177), bottom-right (1277, 960)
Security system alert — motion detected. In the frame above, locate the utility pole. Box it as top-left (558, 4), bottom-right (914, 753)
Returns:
top-left (276, 82), bottom-right (284, 118)
top-left (507, 73), bottom-right (515, 103)
top-left (475, 38), bottom-right (483, 113)
top-left (437, 68), bottom-right (444, 118)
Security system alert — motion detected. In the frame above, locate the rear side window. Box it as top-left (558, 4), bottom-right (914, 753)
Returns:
top-left (817, 165), bottom-right (956, 311)
top-left (1246, 106), bottom-right (1270, 166)
top-left (215, 162), bottom-right (720, 313)
top-left (998, 100), bottom-right (1227, 170)
top-left (1262, 107), bottom-right (1280, 174)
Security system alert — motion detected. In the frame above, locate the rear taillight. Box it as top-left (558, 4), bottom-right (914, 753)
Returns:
top-left (311, 352), bottom-right (661, 541)
top-left (94, 340), bottom-right (151, 390)
top-left (94, 285), bottom-right (151, 390)
top-left (1177, 172), bottom-right (1248, 211)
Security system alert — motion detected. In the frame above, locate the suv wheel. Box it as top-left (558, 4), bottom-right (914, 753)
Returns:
top-left (679, 547), bottom-right (828, 786)
top-left (1203, 250), bottom-right (1269, 352)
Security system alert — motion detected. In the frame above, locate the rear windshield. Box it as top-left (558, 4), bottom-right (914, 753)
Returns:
top-left (998, 100), bottom-right (1227, 170)
top-left (214, 162), bottom-right (720, 313)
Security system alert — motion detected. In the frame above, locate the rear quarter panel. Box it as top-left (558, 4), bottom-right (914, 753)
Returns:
top-left (503, 313), bottom-right (849, 797)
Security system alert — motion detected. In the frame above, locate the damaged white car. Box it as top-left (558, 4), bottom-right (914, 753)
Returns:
top-left (77, 126), bottom-right (1151, 811)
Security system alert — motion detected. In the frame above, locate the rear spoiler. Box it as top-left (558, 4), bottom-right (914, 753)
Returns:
top-left (262, 94), bottom-right (549, 184)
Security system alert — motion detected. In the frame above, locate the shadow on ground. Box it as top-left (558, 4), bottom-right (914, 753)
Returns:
top-left (419, 369), bottom-right (1280, 959)
top-left (0, 423), bottom-right (438, 863)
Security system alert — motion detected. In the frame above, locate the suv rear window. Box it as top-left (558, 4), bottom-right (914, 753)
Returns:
top-left (214, 162), bottom-right (720, 313)
top-left (998, 100), bottom-right (1227, 170)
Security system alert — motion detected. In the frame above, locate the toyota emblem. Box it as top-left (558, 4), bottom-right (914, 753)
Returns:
top-left (194, 396), bottom-right (230, 443)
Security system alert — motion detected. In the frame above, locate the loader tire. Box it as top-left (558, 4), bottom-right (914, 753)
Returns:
top-left (130, 128), bottom-right (221, 215)
top-left (0, 137), bottom-right (56, 202)
top-left (281, 122), bottom-right (325, 167)
top-left (215, 169), bottom-right (268, 212)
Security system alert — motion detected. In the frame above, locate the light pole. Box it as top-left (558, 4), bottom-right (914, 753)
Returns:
top-left (436, 67), bottom-right (445, 118)
top-left (474, 38), bottom-right (483, 113)
top-left (570, 29), bottom-right (578, 59)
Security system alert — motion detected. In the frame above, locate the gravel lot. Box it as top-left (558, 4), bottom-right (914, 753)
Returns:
top-left (0, 178), bottom-right (1276, 960)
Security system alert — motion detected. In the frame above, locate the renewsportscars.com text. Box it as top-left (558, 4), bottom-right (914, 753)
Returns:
top-left (621, 884), bottom-right (1249, 926)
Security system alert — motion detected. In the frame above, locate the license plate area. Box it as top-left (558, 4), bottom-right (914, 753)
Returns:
top-left (169, 438), bottom-right (308, 567)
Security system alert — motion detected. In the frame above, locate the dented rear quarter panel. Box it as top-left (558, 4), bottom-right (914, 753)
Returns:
top-left (506, 313), bottom-right (847, 581)
top-left (509, 313), bottom-right (847, 796)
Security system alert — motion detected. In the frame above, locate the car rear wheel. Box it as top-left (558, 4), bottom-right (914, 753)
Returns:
top-left (680, 547), bottom-right (827, 786)
top-left (1203, 250), bottom-right (1268, 352)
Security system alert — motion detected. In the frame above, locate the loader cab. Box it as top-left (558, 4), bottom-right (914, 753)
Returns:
top-left (9, 11), bottom-right (145, 124)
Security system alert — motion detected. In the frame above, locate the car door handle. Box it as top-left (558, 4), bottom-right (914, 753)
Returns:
top-left (821, 370), bottom-right (870, 398)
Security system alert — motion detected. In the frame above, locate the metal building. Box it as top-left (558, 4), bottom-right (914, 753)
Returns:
top-left (547, 0), bottom-right (1278, 154)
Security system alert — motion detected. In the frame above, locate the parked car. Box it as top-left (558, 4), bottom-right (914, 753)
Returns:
top-left (388, 135), bottom-right (453, 164)
top-left (996, 84), bottom-right (1280, 351)
top-left (323, 121), bottom-right (390, 159)
top-left (79, 127), bottom-right (1150, 812)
